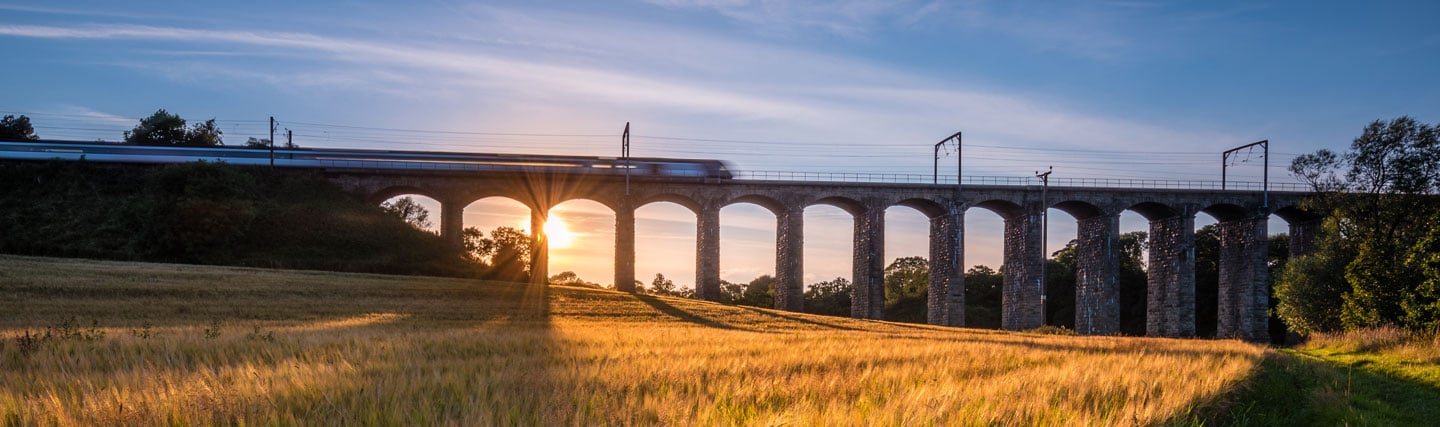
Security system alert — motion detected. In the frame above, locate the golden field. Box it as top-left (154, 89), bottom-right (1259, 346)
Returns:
top-left (0, 255), bottom-right (1267, 425)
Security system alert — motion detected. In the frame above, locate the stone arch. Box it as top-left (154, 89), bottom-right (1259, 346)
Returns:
top-left (895, 197), bottom-right (947, 218)
top-left (550, 195), bottom-right (622, 213)
top-left (809, 196), bottom-right (865, 216)
top-left (1051, 200), bottom-right (1106, 220)
top-left (1200, 203), bottom-right (1251, 222)
top-left (638, 193), bottom-right (701, 214)
top-left (1127, 201), bottom-right (1179, 221)
top-left (972, 199), bottom-right (1026, 219)
top-left (727, 194), bottom-right (786, 215)
top-left (368, 185), bottom-right (443, 206)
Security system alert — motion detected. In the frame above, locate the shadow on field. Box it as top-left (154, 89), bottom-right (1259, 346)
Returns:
top-left (634, 294), bottom-right (759, 332)
top-left (734, 306), bottom-right (867, 331)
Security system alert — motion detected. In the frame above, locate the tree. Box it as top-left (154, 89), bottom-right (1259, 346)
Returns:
top-left (550, 271), bottom-right (601, 288)
top-left (883, 256), bottom-right (930, 323)
top-left (124, 109), bottom-right (224, 146)
top-left (0, 115), bottom-right (38, 141)
top-left (735, 275), bottom-right (775, 308)
top-left (1280, 116), bottom-right (1440, 333)
top-left (719, 280), bottom-right (746, 304)
top-left (649, 273), bottom-right (688, 297)
top-left (381, 197), bottom-right (432, 230)
top-left (1275, 219), bottom-right (1353, 334)
top-left (462, 226), bottom-right (532, 283)
top-left (803, 277), bottom-right (852, 316)
top-left (964, 265), bottom-right (1003, 328)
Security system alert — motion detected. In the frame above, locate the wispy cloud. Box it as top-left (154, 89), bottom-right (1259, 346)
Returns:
top-left (0, 8), bottom-right (1239, 177)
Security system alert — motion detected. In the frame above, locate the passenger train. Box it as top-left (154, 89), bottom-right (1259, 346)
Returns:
top-left (0, 140), bottom-right (734, 179)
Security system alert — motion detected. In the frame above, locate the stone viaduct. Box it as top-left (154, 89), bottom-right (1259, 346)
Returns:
top-left (329, 169), bottom-right (1319, 343)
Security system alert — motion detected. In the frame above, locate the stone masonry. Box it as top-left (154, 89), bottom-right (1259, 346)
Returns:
top-left (852, 206), bottom-right (886, 319)
top-left (927, 210), bottom-right (964, 326)
top-left (1075, 214), bottom-right (1121, 335)
top-left (614, 202), bottom-right (636, 293)
top-left (1001, 206), bottom-right (1045, 330)
top-left (1217, 217), bottom-right (1270, 342)
top-left (1147, 212), bottom-right (1196, 337)
top-left (775, 207), bottom-right (805, 311)
top-left (695, 203), bottom-right (722, 301)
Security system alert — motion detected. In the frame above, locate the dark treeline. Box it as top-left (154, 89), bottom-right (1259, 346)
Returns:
top-left (1278, 116), bottom-right (1440, 334)
top-left (0, 160), bottom-right (477, 276)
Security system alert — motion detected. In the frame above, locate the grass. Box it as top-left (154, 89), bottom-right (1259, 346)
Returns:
top-left (0, 254), bottom-right (1384, 425)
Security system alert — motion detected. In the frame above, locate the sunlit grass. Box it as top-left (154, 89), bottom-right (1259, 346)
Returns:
top-left (0, 255), bottom-right (1267, 425)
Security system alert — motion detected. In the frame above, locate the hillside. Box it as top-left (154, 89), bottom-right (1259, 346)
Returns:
top-left (0, 255), bottom-right (1283, 425)
top-left (0, 160), bottom-right (475, 277)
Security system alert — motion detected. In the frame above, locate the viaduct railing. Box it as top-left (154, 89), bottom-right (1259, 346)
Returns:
top-left (731, 170), bottom-right (1311, 192)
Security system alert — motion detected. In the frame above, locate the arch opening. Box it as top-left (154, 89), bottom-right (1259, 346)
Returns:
top-left (1042, 207), bottom-right (1082, 330)
top-left (546, 199), bottom-right (615, 289)
top-left (635, 201), bottom-right (699, 295)
top-left (882, 205), bottom-right (931, 323)
top-left (962, 207), bottom-right (1005, 329)
top-left (379, 194), bottom-right (441, 235)
top-left (802, 204), bottom-right (853, 316)
top-left (720, 202), bottom-right (778, 307)
top-left (1116, 210), bottom-right (1151, 336)
top-left (462, 196), bottom-right (534, 283)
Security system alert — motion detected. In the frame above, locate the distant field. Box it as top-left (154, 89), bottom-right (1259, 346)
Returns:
top-left (0, 255), bottom-right (1271, 425)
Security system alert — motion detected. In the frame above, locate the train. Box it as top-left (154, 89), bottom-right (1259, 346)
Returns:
top-left (0, 140), bottom-right (734, 179)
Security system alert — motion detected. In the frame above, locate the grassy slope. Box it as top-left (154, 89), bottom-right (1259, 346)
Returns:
top-left (0, 255), bottom-right (1422, 425)
top-left (1202, 329), bottom-right (1440, 426)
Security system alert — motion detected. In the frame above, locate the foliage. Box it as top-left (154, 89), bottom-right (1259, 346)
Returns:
top-left (123, 109), bottom-right (223, 146)
top-left (549, 271), bottom-right (602, 289)
top-left (1281, 116), bottom-right (1440, 333)
top-left (732, 275), bottom-right (775, 308)
top-left (0, 160), bottom-right (476, 276)
top-left (647, 273), bottom-right (692, 297)
top-left (0, 115), bottom-right (38, 141)
top-left (803, 277), bottom-right (851, 316)
top-left (463, 226), bottom-right (531, 282)
top-left (140, 161), bottom-right (258, 260)
top-left (965, 265), bottom-right (1003, 328)
top-left (382, 196), bottom-right (433, 230)
top-left (883, 256), bottom-right (929, 323)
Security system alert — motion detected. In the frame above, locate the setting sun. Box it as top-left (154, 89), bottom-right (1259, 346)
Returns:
top-left (543, 217), bottom-right (575, 248)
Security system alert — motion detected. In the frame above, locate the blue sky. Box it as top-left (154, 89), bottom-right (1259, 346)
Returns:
top-left (3, 1), bottom-right (1438, 286)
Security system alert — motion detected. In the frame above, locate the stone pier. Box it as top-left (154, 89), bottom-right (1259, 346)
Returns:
top-left (852, 205), bottom-right (885, 319)
top-left (695, 202), bottom-right (722, 301)
top-left (1216, 216), bottom-right (1270, 342)
top-left (927, 208), bottom-right (965, 326)
top-left (614, 202), bottom-right (636, 292)
top-left (1001, 205), bottom-right (1045, 331)
top-left (1147, 211), bottom-right (1196, 337)
top-left (1075, 213), bottom-right (1120, 335)
top-left (775, 206), bottom-right (805, 311)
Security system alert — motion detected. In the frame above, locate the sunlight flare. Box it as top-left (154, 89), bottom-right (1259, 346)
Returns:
top-left (543, 217), bottom-right (574, 248)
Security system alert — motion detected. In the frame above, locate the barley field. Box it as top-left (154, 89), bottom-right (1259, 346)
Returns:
top-left (0, 255), bottom-right (1266, 425)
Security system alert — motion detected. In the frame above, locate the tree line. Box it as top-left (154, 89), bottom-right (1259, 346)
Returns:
top-left (0, 110), bottom-right (293, 148)
top-left (1279, 116), bottom-right (1440, 334)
